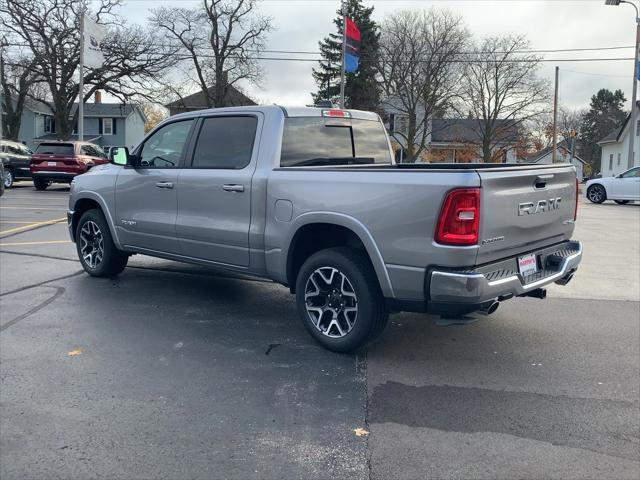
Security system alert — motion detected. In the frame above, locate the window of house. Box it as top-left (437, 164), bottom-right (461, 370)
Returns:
top-left (102, 118), bottom-right (113, 135)
top-left (192, 116), bottom-right (258, 169)
top-left (44, 116), bottom-right (55, 134)
top-left (396, 115), bottom-right (408, 134)
top-left (636, 119), bottom-right (640, 136)
top-left (609, 153), bottom-right (613, 170)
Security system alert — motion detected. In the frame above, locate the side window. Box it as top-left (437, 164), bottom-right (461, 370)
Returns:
top-left (621, 167), bottom-right (640, 178)
top-left (191, 116), bottom-right (257, 169)
top-left (139, 120), bottom-right (194, 168)
top-left (81, 145), bottom-right (94, 156)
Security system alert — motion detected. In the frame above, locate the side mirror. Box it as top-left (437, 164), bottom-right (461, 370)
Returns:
top-left (109, 147), bottom-right (130, 166)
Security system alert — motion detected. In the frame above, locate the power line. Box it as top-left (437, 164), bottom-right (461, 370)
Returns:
top-left (561, 69), bottom-right (630, 79)
top-left (4, 41), bottom-right (634, 57)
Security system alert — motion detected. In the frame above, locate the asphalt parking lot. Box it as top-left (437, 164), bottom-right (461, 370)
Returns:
top-left (1, 183), bottom-right (639, 479)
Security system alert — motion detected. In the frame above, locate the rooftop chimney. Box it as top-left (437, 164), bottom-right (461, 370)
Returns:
top-left (95, 91), bottom-right (102, 104)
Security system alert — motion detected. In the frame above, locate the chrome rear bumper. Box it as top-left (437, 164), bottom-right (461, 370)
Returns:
top-left (429, 241), bottom-right (582, 304)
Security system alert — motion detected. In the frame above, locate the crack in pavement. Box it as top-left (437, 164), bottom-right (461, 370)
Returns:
top-left (369, 381), bottom-right (640, 462)
top-left (0, 285), bottom-right (66, 332)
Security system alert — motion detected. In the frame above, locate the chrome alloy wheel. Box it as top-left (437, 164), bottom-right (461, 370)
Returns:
top-left (80, 220), bottom-right (104, 269)
top-left (304, 267), bottom-right (358, 338)
top-left (3, 169), bottom-right (13, 188)
top-left (587, 185), bottom-right (604, 203)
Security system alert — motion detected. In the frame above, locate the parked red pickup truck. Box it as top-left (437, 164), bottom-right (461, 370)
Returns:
top-left (30, 141), bottom-right (108, 190)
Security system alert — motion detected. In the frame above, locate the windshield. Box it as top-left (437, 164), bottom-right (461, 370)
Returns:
top-left (280, 117), bottom-right (392, 167)
top-left (36, 143), bottom-right (74, 155)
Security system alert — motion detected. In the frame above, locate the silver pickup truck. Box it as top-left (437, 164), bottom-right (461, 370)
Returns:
top-left (67, 106), bottom-right (582, 352)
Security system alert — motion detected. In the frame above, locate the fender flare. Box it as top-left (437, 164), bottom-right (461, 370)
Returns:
top-left (71, 192), bottom-right (122, 249)
top-left (283, 211), bottom-right (395, 298)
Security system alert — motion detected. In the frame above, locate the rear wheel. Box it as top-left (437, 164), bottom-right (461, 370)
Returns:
top-left (614, 200), bottom-right (630, 205)
top-left (33, 178), bottom-right (49, 191)
top-left (76, 209), bottom-right (128, 277)
top-left (3, 168), bottom-right (14, 188)
top-left (295, 247), bottom-right (388, 353)
top-left (587, 184), bottom-right (606, 204)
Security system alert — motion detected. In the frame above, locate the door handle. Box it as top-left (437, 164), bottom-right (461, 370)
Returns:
top-left (223, 184), bottom-right (245, 193)
top-left (155, 181), bottom-right (174, 189)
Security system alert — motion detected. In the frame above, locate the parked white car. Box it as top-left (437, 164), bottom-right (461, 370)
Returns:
top-left (586, 167), bottom-right (640, 204)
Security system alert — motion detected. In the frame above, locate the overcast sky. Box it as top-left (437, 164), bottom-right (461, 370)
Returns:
top-left (117, 0), bottom-right (635, 112)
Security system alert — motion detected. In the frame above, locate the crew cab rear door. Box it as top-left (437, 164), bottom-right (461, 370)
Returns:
top-left (476, 164), bottom-right (577, 264)
top-left (175, 114), bottom-right (261, 268)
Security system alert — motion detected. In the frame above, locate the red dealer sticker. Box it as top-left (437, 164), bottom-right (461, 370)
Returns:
top-left (518, 253), bottom-right (538, 277)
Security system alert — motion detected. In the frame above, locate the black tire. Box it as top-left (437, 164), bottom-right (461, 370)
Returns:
top-left (33, 178), bottom-right (49, 191)
top-left (3, 167), bottom-right (14, 188)
top-left (75, 209), bottom-right (128, 277)
top-left (295, 247), bottom-right (389, 353)
top-left (614, 200), bottom-right (630, 205)
top-left (586, 184), bottom-right (606, 204)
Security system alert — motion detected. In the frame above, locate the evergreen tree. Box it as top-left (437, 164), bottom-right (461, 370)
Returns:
top-left (311, 0), bottom-right (380, 111)
top-left (579, 89), bottom-right (628, 171)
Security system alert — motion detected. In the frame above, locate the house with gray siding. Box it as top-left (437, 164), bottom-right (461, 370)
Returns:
top-left (526, 139), bottom-right (587, 181)
top-left (2, 93), bottom-right (146, 151)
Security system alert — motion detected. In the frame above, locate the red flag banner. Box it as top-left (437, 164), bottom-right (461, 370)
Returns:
top-left (345, 17), bottom-right (361, 73)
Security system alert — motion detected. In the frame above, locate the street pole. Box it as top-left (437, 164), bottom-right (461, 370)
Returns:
top-left (78, 4), bottom-right (85, 141)
top-left (552, 66), bottom-right (559, 163)
top-left (339, 0), bottom-right (346, 109)
top-left (629, 17), bottom-right (639, 168)
top-left (0, 38), bottom-right (4, 141)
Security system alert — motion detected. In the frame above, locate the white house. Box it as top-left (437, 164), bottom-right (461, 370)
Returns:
top-left (526, 139), bottom-right (587, 181)
top-left (598, 101), bottom-right (640, 177)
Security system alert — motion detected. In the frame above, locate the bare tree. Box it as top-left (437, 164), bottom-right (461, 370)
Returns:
top-left (151, 0), bottom-right (272, 108)
top-left (526, 106), bottom-right (585, 153)
top-left (0, 0), bottom-right (178, 139)
top-left (378, 9), bottom-right (470, 162)
top-left (0, 46), bottom-right (41, 140)
top-left (460, 35), bottom-right (550, 162)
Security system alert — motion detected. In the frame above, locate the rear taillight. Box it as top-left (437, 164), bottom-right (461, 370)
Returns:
top-left (574, 178), bottom-right (579, 221)
top-left (435, 188), bottom-right (480, 246)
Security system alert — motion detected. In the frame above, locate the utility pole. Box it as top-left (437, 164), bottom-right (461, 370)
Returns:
top-left (605, 1), bottom-right (640, 168)
top-left (552, 66), bottom-right (559, 163)
top-left (339, 0), bottom-right (346, 109)
top-left (629, 15), bottom-right (639, 168)
top-left (78, 2), bottom-right (86, 141)
top-left (0, 40), bottom-right (4, 141)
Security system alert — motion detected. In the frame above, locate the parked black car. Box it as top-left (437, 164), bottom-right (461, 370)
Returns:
top-left (0, 139), bottom-right (33, 188)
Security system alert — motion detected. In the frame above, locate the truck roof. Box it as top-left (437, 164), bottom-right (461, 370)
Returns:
top-left (168, 105), bottom-right (380, 122)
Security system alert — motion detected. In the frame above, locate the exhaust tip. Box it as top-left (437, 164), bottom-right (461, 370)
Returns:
top-left (555, 272), bottom-right (574, 286)
top-left (486, 301), bottom-right (500, 315)
top-left (478, 301), bottom-right (500, 315)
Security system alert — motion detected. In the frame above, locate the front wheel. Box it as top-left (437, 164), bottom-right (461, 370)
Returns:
top-left (295, 247), bottom-right (388, 353)
top-left (614, 200), bottom-right (630, 205)
top-left (587, 184), bottom-right (606, 204)
top-left (76, 209), bottom-right (128, 277)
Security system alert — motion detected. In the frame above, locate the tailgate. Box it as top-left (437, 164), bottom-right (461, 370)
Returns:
top-left (476, 165), bottom-right (577, 264)
top-left (31, 154), bottom-right (78, 171)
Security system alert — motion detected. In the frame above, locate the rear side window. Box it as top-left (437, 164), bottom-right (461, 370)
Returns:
top-left (36, 143), bottom-right (74, 155)
top-left (280, 117), bottom-right (392, 167)
top-left (191, 116), bottom-right (258, 169)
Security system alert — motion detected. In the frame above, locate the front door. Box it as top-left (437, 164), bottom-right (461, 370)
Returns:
top-left (115, 119), bottom-right (195, 254)
top-left (612, 167), bottom-right (640, 200)
top-left (176, 115), bottom-right (260, 267)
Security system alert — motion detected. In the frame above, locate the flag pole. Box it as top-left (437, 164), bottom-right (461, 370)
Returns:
top-left (78, 3), bottom-right (85, 141)
top-left (339, 0), bottom-right (346, 109)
